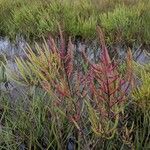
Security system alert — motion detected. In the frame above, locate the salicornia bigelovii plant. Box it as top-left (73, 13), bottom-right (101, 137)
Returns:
top-left (83, 27), bottom-right (133, 138)
top-left (8, 27), bottom-right (133, 143)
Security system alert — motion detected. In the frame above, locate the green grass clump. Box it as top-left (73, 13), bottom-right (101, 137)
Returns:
top-left (0, 88), bottom-right (72, 149)
top-left (0, 0), bottom-right (149, 45)
top-left (100, 2), bottom-right (150, 44)
top-left (132, 62), bottom-right (150, 110)
top-left (131, 62), bottom-right (150, 149)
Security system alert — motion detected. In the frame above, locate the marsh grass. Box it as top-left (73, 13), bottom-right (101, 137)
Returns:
top-left (0, 32), bottom-right (149, 150)
top-left (0, 28), bottom-right (149, 149)
top-left (0, 0), bottom-right (149, 45)
top-left (0, 87), bottom-right (74, 149)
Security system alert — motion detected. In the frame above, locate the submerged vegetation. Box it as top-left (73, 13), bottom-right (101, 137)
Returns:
top-left (0, 0), bottom-right (150, 149)
top-left (0, 0), bottom-right (150, 45)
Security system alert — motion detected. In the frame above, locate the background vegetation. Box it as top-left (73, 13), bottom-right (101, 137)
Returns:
top-left (0, 0), bottom-right (150, 45)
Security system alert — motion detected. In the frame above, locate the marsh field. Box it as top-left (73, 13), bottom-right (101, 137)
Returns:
top-left (0, 0), bottom-right (150, 149)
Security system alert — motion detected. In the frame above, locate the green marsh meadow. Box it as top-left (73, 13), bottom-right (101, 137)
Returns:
top-left (0, 0), bottom-right (150, 149)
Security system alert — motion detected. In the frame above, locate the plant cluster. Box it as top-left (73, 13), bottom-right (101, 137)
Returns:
top-left (0, 27), bottom-right (149, 149)
top-left (0, 0), bottom-right (149, 45)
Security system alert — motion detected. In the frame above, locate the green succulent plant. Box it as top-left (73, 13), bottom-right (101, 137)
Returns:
top-left (132, 62), bottom-right (150, 110)
top-left (0, 54), bottom-right (7, 83)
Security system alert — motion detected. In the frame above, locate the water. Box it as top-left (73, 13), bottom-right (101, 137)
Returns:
top-left (116, 46), bottom-right (150, 64)
top-left (0, 36), bottom-right (26, 60)
top-left (0, 37), bottom-right (27, 95)
top-left (0, 37), bottom-right (149, 63)
top-left (0, 37), bottom-right (149, 80)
